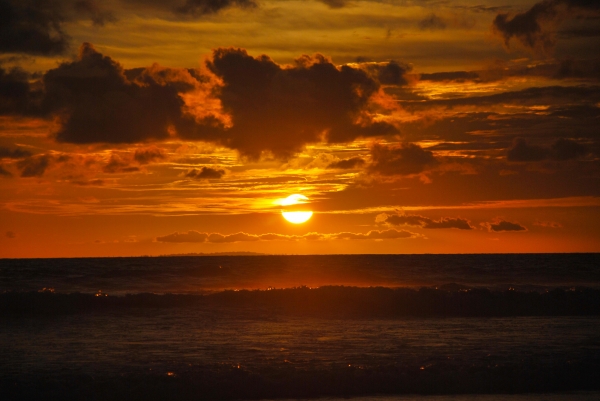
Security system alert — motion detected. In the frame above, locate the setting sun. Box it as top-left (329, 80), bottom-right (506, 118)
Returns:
top-left (280, 194), bottom-right (313, 224)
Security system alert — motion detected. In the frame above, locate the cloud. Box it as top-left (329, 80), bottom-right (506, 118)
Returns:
top-left (0, 66), bottom-right (41, 115)
top-left (483, 219), bottom-right (527, 232)
top-left (180, 48), bottom-right (398, 158)
top-left (492, 0), bottom-right (600, 53)
top-left (102, 154), bottom-right (140, 174)
top-left (17, 155), bottom-right (50, 177)
top-left (507, 138), bottom-right (589, 161)
top-left (533, 220), bottom-right (563, 228)
top-left (318, 0), bottom-right (348, 8)
top-left (368, 143), bottom-right (437, 176)
top-left (156, 230), bottom-right (209, 243)
top-left (134, 146), bottom-right (166, 164)
top-left (326, 157), bottom-right (365, 169)
top-left (0, 146), bottom-right (32, 159)
top-left (175, 0), bottom-right (257, 16)
top-left (419, 13), bottom-right (447, 30)
top-left (156, 228), bottom-right (419, 243)
top-left (377, 212), bottom-right (474, 230)
top-left (0, 165), bottom-right (11, 177)
top-left (184, 166), bottom-right (225, 180)
top-left (419, 71), bottom-right (480, 83)
top-left (0, 0), bottom-right (115, 55)
top-left (46, 43), bottom-right (198, 144)
top-left (361, 61), bottom-right (412, 86)
top-left (6, 231), bottom-right (16, 238)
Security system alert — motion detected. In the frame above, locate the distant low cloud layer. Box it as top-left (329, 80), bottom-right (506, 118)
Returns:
top-left (484, 220), bottom-right (527, 232)
top-left (156, 229), bottom-right (418, 243)
top-left (377, 213), bottom-right (474, 230)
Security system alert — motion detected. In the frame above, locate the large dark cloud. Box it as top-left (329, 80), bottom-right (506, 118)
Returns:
top-left (0, 0), bottom-right (114, 56)
top-left (45, 43), bottom-right (194, 144)
top-left (507, 137), bottom-right (589, 161)
top-left (369, 143), bottom-right (436, 176)
top-left (180, 48), bottom-right (397, 158)
top-left (377, 213), bottom-right (474, 230)
top-left (362, 61), bottom-right (412, 86)
top-left (492, 0), bottom-right (600, 52)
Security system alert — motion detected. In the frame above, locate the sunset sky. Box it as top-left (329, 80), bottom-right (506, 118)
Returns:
top-left (1, 0), bottom-right (599, 257)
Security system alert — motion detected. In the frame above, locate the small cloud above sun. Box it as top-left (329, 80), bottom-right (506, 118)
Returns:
top-left (278, 194), bottom-right (313, 224)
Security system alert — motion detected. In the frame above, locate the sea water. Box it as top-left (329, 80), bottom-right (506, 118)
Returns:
top-left (1, 254), bottom-right (599, 400)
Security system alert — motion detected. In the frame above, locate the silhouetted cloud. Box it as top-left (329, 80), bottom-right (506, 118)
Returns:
top-left (0, 0), bottom-right (115, 55)
top-left (0, 66), bottom-right (41, 115)
top-left (47, 43), bottom-right (195, 144)
top-left (492, 0), bottom-right (600, 52)
top-left (507, 138), bottom-right (589, 161)
top-left (17, 155), bottom-right (50, 177)
top-left (179, 48), bottom-right (397, 158)
top-left (361, 61), bottom-right (412, 86)
top-left (326, 157), bottom-right (365, 169)
top-left (0, 165), bottom-right (11, 177)
top-left (369, 143), bottom-right (436, 176)
top-left (156, 229), bottom-right (419, 243)
top-left (134, 146), bottom-right (166, 164)
top-left (419, 13), bottom-right (447, 30)
top-left (419, 71), bottom-right (480, 82)
top-left (102, 154), bottom-right (140, 174)
top-left (184, 166), bottom-right (225, 180)
top-left (377, 212), bottom-right (474, 230)
top-left (0, 146), bottom-right (32, 159)
top-left (6, 231), bottom-right (16, 238)
top-left (175, 0), bottom-right (257, 16)
top-left (484, 219), bottom-right (527, 232)
top-left (318, 0), bottom-right (348, 8)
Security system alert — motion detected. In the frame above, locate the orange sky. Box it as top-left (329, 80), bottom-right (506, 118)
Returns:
top-left (1, 0), bottom-right (599, 257)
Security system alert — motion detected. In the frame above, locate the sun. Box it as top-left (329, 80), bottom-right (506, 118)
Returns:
top-left (279, 194), bottom-right (313, 224)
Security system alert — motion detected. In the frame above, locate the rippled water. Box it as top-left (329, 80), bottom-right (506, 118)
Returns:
top-left (1, 254), bottom-right (599, 400)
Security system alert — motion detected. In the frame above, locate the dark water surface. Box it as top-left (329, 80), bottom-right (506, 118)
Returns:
top-left (1, 254), bottom-right (599, 400)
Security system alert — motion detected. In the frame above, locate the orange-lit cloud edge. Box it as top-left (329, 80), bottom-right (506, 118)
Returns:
top-left (0, 0), bottom-right (599, 257)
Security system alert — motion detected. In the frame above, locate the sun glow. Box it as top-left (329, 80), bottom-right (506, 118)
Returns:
top-left (280, 194), bottom-right (313, 224)
top-left (282, 211), bottom-right (313, 224)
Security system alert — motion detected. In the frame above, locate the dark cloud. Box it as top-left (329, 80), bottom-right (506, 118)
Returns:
top-left (0, 164), bottom-right (11, 177)
top-left (378, 213), bottom-right (474, 230)
top-left (180, 48), bottom-right (397, 158)
top-left (326, 157), bottom-right (365, 169)
top-left (0, 146), bottom-right (32, 159)
top-left (492, 0), bottom-right (600, 52)
top-left (17, 154), bottom-right (50, 177)
top-left (156, 229), bottom-right (419, 243)
top-left (507, 138), bottom-right (548, 162)
top-left (0, 0), bottom-right (115, 56)
top-left (102, 154), bottom-right (139, 174)
top-left (507, 138), bottom-right (589, 161)
top-left (175, 0), bottom-right (257, 16)
top-left (46, 43), bottom-right (194, 144)
top-left (419, 13), bottom-right (447, 30)
top-left (318, 0), bottom-right (348, 8)
top-left (369, 143), bottom-right (437, 176)
top-left (362, 61), bottom-right (412, 86)
top-left (484, 220), bottom-right (527, 232)
top-left (6, 231), bottom-right (16, 238)
top-left (419, 71), bottom-right (480, 82)
top-left (134, 146), bottom-right (166, 164)
top-left (0, 66), bottom-right (41, 115)
top-left (184, 166), bottom-right (225, 180)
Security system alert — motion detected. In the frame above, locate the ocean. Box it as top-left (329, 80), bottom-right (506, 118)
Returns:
top-left (1, 254), bottom-right (599, 400)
